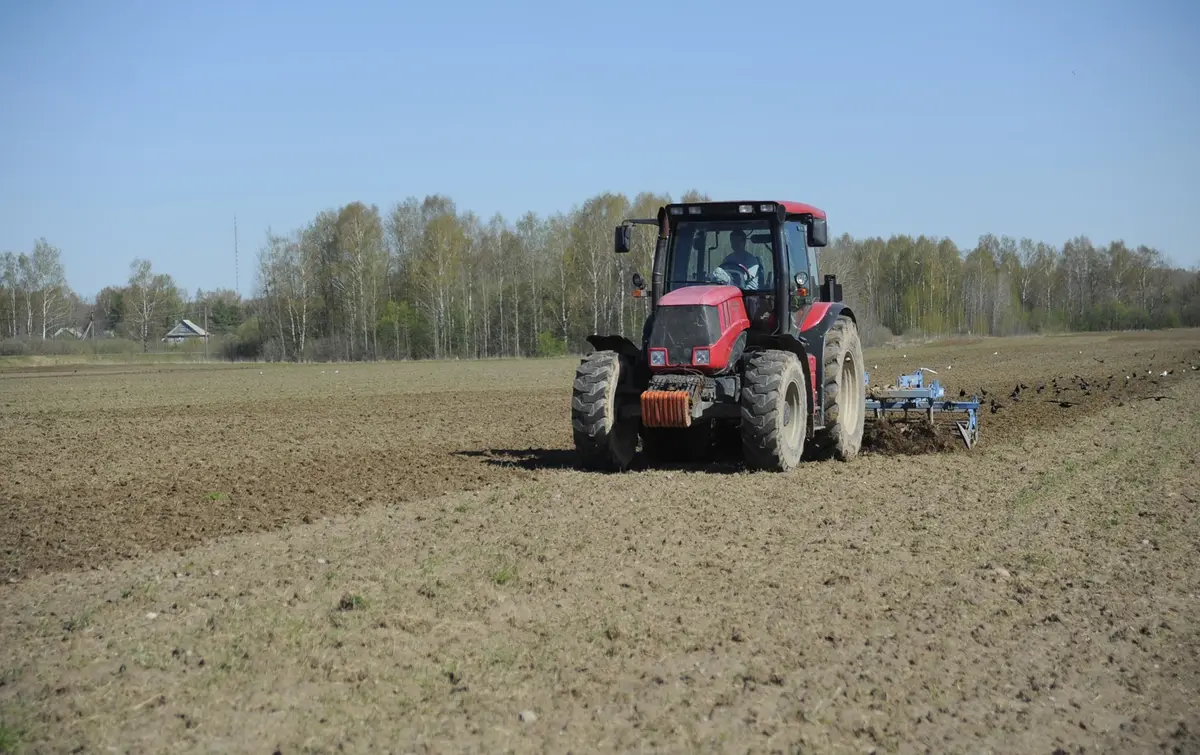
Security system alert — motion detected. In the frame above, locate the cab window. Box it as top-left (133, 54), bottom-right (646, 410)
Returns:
top-left (785, 221), bottom-right (808, 282)
top-left (666, 220), bottom-right (775, 293)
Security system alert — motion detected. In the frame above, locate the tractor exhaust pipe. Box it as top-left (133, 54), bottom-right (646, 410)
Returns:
top-left (651, 206), bottom-right (668, 306)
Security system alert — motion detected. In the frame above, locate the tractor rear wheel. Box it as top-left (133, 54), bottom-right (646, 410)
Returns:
top-left (740, 350), bottom-right (807, 471)
top-left (572, 350), bottom-right (638, 471)
top-left (814, 315), bottom-right (865, 460)
top-left (641, 420), bottom-right (714, 464)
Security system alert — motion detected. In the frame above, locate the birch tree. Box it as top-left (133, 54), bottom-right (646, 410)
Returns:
top-left (1, 252), bottom-right (17, 337)
top-left (125, 258), bottom-right (175, 350)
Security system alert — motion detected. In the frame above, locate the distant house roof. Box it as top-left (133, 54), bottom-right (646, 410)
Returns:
top-left (53, 327), bottom-right (84, 339)
top-left (163, 319), bottom-right (209, 340)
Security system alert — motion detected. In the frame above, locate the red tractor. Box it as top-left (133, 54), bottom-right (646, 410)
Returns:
top-left (572, 200), bottom-right (865, 472)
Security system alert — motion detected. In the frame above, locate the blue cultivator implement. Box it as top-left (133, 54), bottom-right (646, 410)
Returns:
top-left (863, 369), bottom-right (981, 449)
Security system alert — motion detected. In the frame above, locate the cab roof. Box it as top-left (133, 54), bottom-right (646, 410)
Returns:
top-left (664, 200), bottom-right (827, 221)
top-left (774, 201), bottom-right (827, 220)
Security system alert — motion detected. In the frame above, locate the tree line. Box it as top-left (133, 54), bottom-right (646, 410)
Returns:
top-left (3, 190), bottom-right (1198, 360)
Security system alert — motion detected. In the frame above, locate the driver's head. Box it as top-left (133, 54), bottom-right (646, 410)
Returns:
top-left (730, 229), bottom-right (747, 253)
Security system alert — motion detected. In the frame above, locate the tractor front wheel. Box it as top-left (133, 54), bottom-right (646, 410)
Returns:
top-left (572, 350), bottom-right (638, 471)
top-left (813, 315), bottom-right (866, 461)
top-left (740, 350), bottom-right (807, 471)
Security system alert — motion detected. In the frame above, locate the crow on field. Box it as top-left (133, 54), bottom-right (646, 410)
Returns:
top-left (959, 389), bottom-right (967, 398)
top-left (1048, 399), bottom-right (1076, 408)
top-left (1093, 356), bottom-right (1105, 363)
top-left (990, 399), bottom-right (1003, 414)
top-left (1141, 395), bottom-right (1175, 402)
top-left (1036, 384), bottom-right (1045, 394)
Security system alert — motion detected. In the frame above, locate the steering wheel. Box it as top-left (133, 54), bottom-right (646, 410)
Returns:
top-left (714, 261), bottom-right (755, 288)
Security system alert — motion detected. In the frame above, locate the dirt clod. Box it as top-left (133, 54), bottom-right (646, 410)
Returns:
top-left (862, 420), bottom-right (957, 455)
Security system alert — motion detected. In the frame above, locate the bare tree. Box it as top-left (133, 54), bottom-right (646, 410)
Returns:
top-left (18, 253), bottom-right (33, 336)
top-left (125, 258), bottom-right (174, 351)
top-left (30, 239), bottom-right (69, 338)
top-left (336, 203), bottom-right (386, 359)
top-left (1, 252), bottom-right (18, 337)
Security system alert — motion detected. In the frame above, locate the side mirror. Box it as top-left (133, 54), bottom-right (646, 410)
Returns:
top-left (614, 224), bottom-right (633, 254)
top-left (807, 218), bottom-right (828, 248)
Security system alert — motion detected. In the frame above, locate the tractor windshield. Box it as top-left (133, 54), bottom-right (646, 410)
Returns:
top-left (665, 219), bottom-right (776, 293)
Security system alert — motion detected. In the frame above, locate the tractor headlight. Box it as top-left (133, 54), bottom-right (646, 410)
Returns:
top-left (693, 347), bottom-right (711, 366)
top-left (650, 349), bottom-right (667, 367)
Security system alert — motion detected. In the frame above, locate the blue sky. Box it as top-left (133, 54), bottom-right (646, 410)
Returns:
top-left (1, 0), bottom-right (1197, 299)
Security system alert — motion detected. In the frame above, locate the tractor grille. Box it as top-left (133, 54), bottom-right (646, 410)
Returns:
top-left (646, 305), bottom-right (721, 367)
top-left (649, 372), bottom-right (709, 400)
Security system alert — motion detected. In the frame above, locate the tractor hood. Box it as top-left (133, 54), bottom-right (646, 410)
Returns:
top-left (656, 285), bottom-right (743, 307)
top-left (646, 285), bottom-right (749, 373)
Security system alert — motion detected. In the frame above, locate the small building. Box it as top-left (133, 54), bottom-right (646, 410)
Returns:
top-left (52, 327), bottom-right (85, 339)
top-left (162, 319), bottom-right (209, 345)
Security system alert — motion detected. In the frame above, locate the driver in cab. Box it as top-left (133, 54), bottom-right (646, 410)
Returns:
top-left (710, 229), bottom-right (763, 289)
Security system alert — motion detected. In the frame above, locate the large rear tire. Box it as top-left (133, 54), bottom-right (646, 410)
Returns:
top-left (814, 315), bottom-right (865, 461)
top-left (740, 350), bottom-right (807, 471)
top-left (572, 351), bottom-right (638, 471)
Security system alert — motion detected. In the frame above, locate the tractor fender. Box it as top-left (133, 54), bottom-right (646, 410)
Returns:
top-left (585, 334), bottom-right (640, 362)
top-left (796, 302), bottom-right (856, 337)
top-left (584, 334), bottom-right (648, 392)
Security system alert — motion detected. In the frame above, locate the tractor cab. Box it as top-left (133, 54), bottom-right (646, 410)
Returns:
top-left (616, 201), bottom-right (838, 343)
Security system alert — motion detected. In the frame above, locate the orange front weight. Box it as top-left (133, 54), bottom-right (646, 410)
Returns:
top-left (640, 390), bottom-right (692, 428)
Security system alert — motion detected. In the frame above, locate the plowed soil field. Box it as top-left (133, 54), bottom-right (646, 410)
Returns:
top-left (2, 330), bottom-right (1199, 753)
